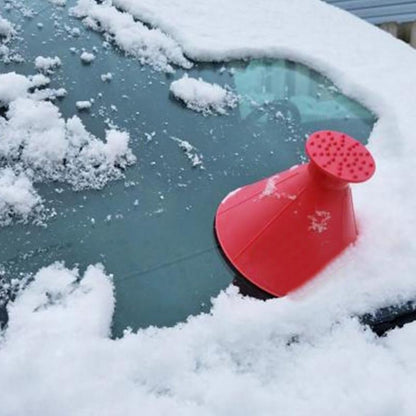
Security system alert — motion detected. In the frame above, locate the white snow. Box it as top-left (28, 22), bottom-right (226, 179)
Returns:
top-left (6, 0), bottom-right (416, 413)
top-left (55, 88), bottom-right (67, 98)
top-left (0, 72), bottom-right (31, 105)
top-left (0, 168), bottom-right (43, 226)
top-left (71, 27), bottom-right (81, 37)
top-left (0, 44), bottom-right (9, 57)
top-left (80, 50), bottom-right (95, 63)
top-left (2, 263), bottom-right (416, 415)
top-left (0, 72), bottom-right (136, 223)
top-left (0, 15), bottom-right (17, 63)
top-left (262, 174), bottom-right (279, 197)
top-left (171, 136), bottom-right (204, 168)
top-left (308, 210), bottom-right (332, 234)
top-left (170, 75), bottom-right (238, 115)
top-left (34, 55), bottom-right (62, 73)
top-left (100, 72), bottom-right (113, 82)
top-left (75, 100), bottom-right (92, 110)
top-left (0, 15), bottom-right (15, 40)
top-left (29, 73), bottom-right (51, 88)
top-left (261, 174), bottom-right (296, 200)
top-left (48, 0), bottom-right (66, 6)
top-left (103, 129), bottom-right (132, 165)
top-left (70, 0), bottom-right (191, 72)
top-left (32, 87), bottom-right (67, 101)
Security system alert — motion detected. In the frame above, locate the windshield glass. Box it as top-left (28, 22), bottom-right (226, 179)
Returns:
top-left (0, 1), bottom-right (375, 337)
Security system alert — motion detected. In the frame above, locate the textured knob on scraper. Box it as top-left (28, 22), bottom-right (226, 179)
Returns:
top-left (214, 131), bottom-right (375, 296)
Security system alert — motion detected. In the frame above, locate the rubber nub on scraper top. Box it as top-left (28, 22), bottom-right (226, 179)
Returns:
top-left (214, 130), bottom-right (376, 297)
top-left (306, 131), bottom-right (375, 183)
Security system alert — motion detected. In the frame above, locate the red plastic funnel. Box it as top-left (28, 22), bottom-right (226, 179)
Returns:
top-left (215, 131), bottom-right (375, 296)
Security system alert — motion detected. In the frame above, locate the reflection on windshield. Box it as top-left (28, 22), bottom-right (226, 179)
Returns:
top-left (234, 59), bottom-right (373, 123)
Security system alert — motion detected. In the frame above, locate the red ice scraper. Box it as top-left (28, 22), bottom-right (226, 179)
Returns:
top-left (215, 130), bottom-right (376, 296)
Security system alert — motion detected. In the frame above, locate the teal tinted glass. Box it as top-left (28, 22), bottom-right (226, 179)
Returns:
top-left (0, 1), bottom-right (375, 337)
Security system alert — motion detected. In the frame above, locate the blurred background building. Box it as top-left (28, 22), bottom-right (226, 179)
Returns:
top-left (325, 0), bottom-right (416, 47)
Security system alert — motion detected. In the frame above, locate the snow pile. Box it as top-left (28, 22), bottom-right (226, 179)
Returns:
top-left (30, 73), bottom-right (51, 89)
top-left (101, 72), bottom-right (113, 82)
top-left (170, 75), bottom-right (238, 115)
top-left (80, 50), bottom-right (95, 63)
top-left (31, 87), bottom-right (67, 101)
top-left (1, 96), bottom-right (135, 189)
top-left (0, 14), bottom-right (17, 63)
top-left (76, 100), bottom-right (92, 110)
top-left (0, 15), bottom-right (15, 40)
top-left (48, 0), bottom-right (66, 6)
top-left (0, 169), bottom-right (43, 226)
top-left (0, 72), bottom-right (136, 223)
top-left (71, 27), bottom-right (81, 37)
top-left (0, 72), bottom-right (31, 105)
top-left (2, 263), bottom-right (416, 415)
top-left (70, 0), bottom-right (191, 72)
top-left (34, 56), bottom-right (62, 73)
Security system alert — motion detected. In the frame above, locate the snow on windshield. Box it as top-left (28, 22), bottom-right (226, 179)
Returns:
top-left (0, 15), bottom-right (14, 39)
top-left (170, 75), bottom-right (238, 115)
top-left (0, 13), bottom-right (21, 63)
top-left (70, 0), bottom-right (191, 72)
top-left (1, 1), bottom-right (416, 414)
top-left (0, 70), bottom-right (136, 225)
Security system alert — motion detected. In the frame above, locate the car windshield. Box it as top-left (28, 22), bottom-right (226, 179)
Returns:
top-left (0, 2), bottom-right (375, 337)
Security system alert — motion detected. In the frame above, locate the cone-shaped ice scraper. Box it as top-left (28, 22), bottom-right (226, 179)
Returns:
top-left (215, 130), bottom-right (376, 296)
